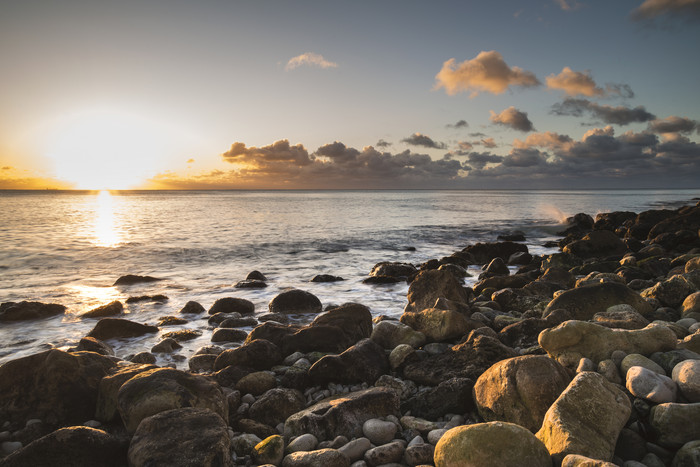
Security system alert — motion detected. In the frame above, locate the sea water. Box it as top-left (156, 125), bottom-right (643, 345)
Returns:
top-left (1, 189), bottom-right (697, 368)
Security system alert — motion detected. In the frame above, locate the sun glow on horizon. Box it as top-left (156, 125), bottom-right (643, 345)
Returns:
top-left (45, 110), bottom-right (175, 190)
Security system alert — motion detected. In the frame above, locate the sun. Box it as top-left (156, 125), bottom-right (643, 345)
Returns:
top-left (46, 110), bottom-right (173, 190)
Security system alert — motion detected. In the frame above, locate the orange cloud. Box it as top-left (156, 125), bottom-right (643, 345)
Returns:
top-left (546, 67), bottom-right (605, 97)
top-left (285, 52), bottom-right (338, 71)
top-left (490, 106), bottom-right (535, 132)
top-left (434, 51), bottom-right (540, 97)
top-left (513, 132), bottom-right (573, 150)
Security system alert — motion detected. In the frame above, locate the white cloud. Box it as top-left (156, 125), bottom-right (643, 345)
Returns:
top-left (285, 52), bottom-right (338, 71)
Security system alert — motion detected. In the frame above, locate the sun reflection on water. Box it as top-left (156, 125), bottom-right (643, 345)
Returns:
top-left (94, 190), bottom-right (122, 247)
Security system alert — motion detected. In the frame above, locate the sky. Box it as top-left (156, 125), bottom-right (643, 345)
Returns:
top-left (1, 0), bottom-right (700, 190)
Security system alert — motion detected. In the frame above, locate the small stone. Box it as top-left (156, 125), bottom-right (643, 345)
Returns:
top-left (621, 354), bottom-right (667, 378)
top-left (626, 366), bottom-right (677, 404)
top-left (281, 448), bottom-right (351, 467)
top-left (364, 441), bottom-right (405, 466)
top-left (286, 433), bottom-right (318, 453)
top-left (598, 359), bottom-right (623, 385)
top-left (404, 443), bottom-right (434, 466)
top-left (577, 358), bottom-right (595, 373)
top-left (427, 428), bottom-right (448, 445)
top-left (83, 420), bottom-right (102, 428)
top-left (231, 433), bottom-right (262, 456)
top-left (338, 437), bottom-right (371, 462)
top-left (400, 415), bottom-right (437, 434)
top-left (362, 418), bottom-right (397, 445)
top-left (252, 435), bottom-right (284, 466)
top-left (151, 338), bottom-right (182, 353)
top-left (241, 393), bottom-right (256, 404)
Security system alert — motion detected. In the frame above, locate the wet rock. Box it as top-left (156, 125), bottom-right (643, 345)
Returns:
top-left (157, 315), bottom-right (187, 326)
top-left (75, 336), bottom-right (115, 356)
top-left (539, 321), bottom-right (677, 370)
top-left (189, 354), bottom-right (217, 372)
top-left (235, 371), bottom-right (277, 396)
top-left (128, 407), bottom-right (231, 467)
top-left (246, 321), bottom-right (299, 346)
top-left (113, 274), bottom-right (162, 286)
top-left (370, 320), bottom-right (427, 349)
top-left (219, 316), bottom-right (257, 328)
top-left (311, 274), bottom-right (345, 282)
top-left (95, 363), bottom-right (157, 423)
top-left (370, 261), bottom-right (417, 278)
top-left (234, 279), bottom-right (268, 288)
top-left (400, 307), bottom-right (472, 342)
top-left (563, 230), bottom-right (628, 259)
top-left (543, 282), bottom-right (653, 321)
top-left (211, 328), bottom-right (247, 343)
top-left (0, 349), bottom-right (115, 429)
top-left (1, 426), bottom-right (126, 467)
top-left (474, 355), bottom-right (571, 433)
top-left (81, 300), bottom-right (124, 318)
top-left (403, 331), bottom-right (518, 386)
top-left (309, 338), bottom-right (390, 385)
top-left (626, 366), bottom-right (677, 403)
top-left (536, 372), bottom-right (631, 464)
top-left (282, 325), bottom-right (357, 355)
top-left (404, 269), bottom-right (470, 313)
top-left (462, 241), bottom-right (529, 264)
top-left (672, 359), bottom-right (700, 402)
top-left (151, 337), bottom-right (182, 353)
top-left (0, 301), bottom-right (66, 321)
top-left (311, 303), bottom-right (373, 344)
top-left (269, 289), bottom-right (323, 314)
top-left (253, 434), bottom-right (285, 466)
top-left (214, 339), bottom-right (282, 371)
top-left (249, 388), bottom-right (305, 427)
top-left (401, 377), bottom-right (474, 420)
top-left (161, 329), bottom-right (202, 342)
top-left (179, 300), bottom-right (205, 314)
top-left (130, 352), bottom-right (156, 364)
top-left (281, 448), bottom-right (350, 467)
top-left (284, 387), bottom-right (400, 442)
top-left (126, 294), bottom-right (168, 303)
top-left (117, 367), bottom-right (228, 433)
top-left (649, 402), bottom-right (700, 448)
top-left (481, 257), bottom-right (510, 277)
top-left (87, 318), bottom-right (159, 340)
top-left (435, 421), bottom-right (551, 467)
top-left (209, 297), bottom-right (255, 315)
top-left (362, 275), bottom-right (404, 284)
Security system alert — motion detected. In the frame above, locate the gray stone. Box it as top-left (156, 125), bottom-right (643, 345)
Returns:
top-left (626, 366), bottom-right (677, 404)
top-left (621, 354), bottom-right (666, 378)
top-left (362, 418), bottom-right (397, 445)
top-left (672, 440), bottom-right (700, 467)
top-left (672, 359), bottom-right (700, 402)
top-left (649, 402), bottom-right (700, 448)
top-left (364, 441), bottom-right (405, 466)
top-left (286, 433), bottom-right (318, 453)
top-left (337, 437), bottom-right (371, 462)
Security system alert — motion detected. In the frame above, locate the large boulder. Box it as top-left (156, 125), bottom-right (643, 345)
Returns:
top-left (284, 387), bottom-right (399, 442)
top-left (641, 275), bottom-right (695, 308)
top-left (0, 350), bottom-right (115, 429)
top-left (127, 407), bottom-right (232, 467)
top-left (269, 289), bottom-right (322, 314)
top-left (370, 319), bottom-right (426, 349)
top-left (214, 339), bottom-right (282, 371)
top-left (0, 301), bottom-right (65, 321)
top-left (539, 321), bottom-right (677, 370)
top-left (86, 318), bottom-right (158, 340)
top-left (543, 282), bottom-right (653, 321)
top-left (308, 338), bottom-right (390, 385)
top-left (208, 297), bottom-right (255, 315)
top-left (474, 355), bottom-right (571, 433)
top-left (96, 363), bottom-right (158, 423)
top-left (249, 388), bottom-right (306, 427)
top-left (536, 372), bottom-right (631, 464)
top-left (400, 308), bottom-right (472, 342)
top-left (117, 368), bottom-right (228, 434)
top-left (681, 291), bottom-right (700, 320)
top-left (434, 421), bottom-right (551, 467)
top-left (310, 303), bottom-right (373, 344)
top-left (562, 230), bottom-right (628, 259)
top-left (404, 270), bottom-right (469, 313)
top-left (403, 331), bottom-right (518, 386)
top-left (0, 426), bottom-right (127, 467)
top-left (649, 402), bottom-right (700, 448)
top-left (462, 241), bottom-right (529, 264)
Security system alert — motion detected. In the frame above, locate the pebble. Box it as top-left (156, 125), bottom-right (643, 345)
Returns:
top-left (241, 393), bottom-right (256, 404)
top-left (286, 433), bottom-right (318, 453)
top-left (626, 366), bottom-right (677, 403)
top-left (576, 357), bottom-right (595, 373)
top-left (404, 443), bottom-right (435, 466)
top-left (363, 418), bottom-right (398, 445)
top-left (350, 461), bottom-right (368, 467)
top-left (612, 350), bottom-right (627, 367)
top-left (640, 452), bottom-right (665, 467)
top-left (598, 359), bottom-right (623, 385)
top-left (400, 415), bottom-right (437, 434)
top-left (338, 437), bottom-right (372, 462)
top-left (283, 351), bottom-right (305, 365)
top-left (364, 440), bottom-right (405, 466)
top-left (427, 428), bottom-right (448, 445)
top-left (407, 435), bottom-right (424, 447)
top-left (25, 419), bottom-right (41, 427)
top-left (672, 359), bottom-right (700, 402)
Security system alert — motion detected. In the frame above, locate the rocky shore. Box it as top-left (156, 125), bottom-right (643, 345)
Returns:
top-left (1, 199), bottom-right (700, 467)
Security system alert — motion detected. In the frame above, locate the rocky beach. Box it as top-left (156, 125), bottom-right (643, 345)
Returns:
top-left (2, 199), bottom-right (700, 467)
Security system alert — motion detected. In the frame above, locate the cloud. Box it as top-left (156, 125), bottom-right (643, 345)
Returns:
top-left (222, 140), bottom-right (315, 178)
top-left (285, 52), bottom-right (338, 71)
top-left (648, 116), bottom-right (699, 134)
top-left (551, 98), bottom-right (656, 125)
top-left (401, 133), bottom-right (447, 149)
top-left (375, 139), bottom-right (391, 148)
top-left (631, 0), bottom-right (700, 21)
top-left (464, 152), bottom-right (504, 169)
top-left (513, 131), bottom-right (574, 150)
top-left (555, 0), bottom-right (583, 10)
top-left (446, 119), bottom-right (469, 129)
top-left (1, 166), bottom-right (12, 170)
top-left (186, 158), bottom-right (195, 164)
top-left (434, 50), bottom-right (541, 97)
top-left (481, 138), bottom-right (498, 148)
top-left (490, 106), bottom-right (535, 132)
top-left (546, 67), bottom-right (635, 98)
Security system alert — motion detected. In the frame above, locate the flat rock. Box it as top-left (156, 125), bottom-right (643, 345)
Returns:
top-left (81, 301), bottom-right (124, 319)
top-left (113, 274), bottom-right (162, 286)
top-left (87, 318), bottom-right (158, 341)
top-left (0, 301), bottom-right (66, 321)
top-left (281, 448), bottom-right (350, 467)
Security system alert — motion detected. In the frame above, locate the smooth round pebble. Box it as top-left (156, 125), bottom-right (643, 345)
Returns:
top-left (672, 359), bottom-right (700, 402)
top-left (428, 428), bottom-right (448, 445)
top-left (286, 433), bottom-right (318, 453)
top-left (626, 366), bottom-right (677, 403)
top-left (338, 437), bottom-right (371, 462)
top-left (362, 418), bottom-right (398, 445)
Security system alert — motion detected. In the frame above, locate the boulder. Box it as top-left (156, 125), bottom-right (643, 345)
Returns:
top-left (401, 377), bottom-right (475, 420)
top-left (211, 328), bottom-right (247, 343)
top-left (269, 289), bottom-right (322, 314)
top-left (536, 372), bottom-right (631, 464)
top-left (0, 301), bottom-right (65, 321)
top-left (539, 321), bottom-right (677, 370)
top-left (281, 325), bottom-right (357, 355)
top-left (543, 282), bottom-right (653, 321)
top-left (672, 359), bottom-right (700, 402)
top-left (481, 257), bottom-right (510, 277)
top-left (96, 363), bottom-right (157, 422)
top-left (434, 421), bottom-right (551, 467)
top-left (281, 448), bottom-right (350, 467)
top-left (127, 407), bottom-right (232, 467)
top-left (370, 261), bottom-right (417, 278)
top-left (462, 241), bottom-right (529, 264)
top-left (649, 402), bottom-right (700, 448)
top-left (672, 440), bottom-right (700, 467)
top-left (404, 270), bottom-right (469, 313)
top-left (311, 303), bottom-right (373, 344)
top-left (179, 300), bottom-right (205, 314)
top-left (473, 355), bottom-right (571, 433)
top-left (117, 367), bottom-right (228, 434)
top-left (626, 366), bottom-right (677, 403)
top-left (235, 371), bottom-right (277, 396)
top-left (86, 318), bottom-right (158, 341)
top-left (310, 274), bottom-right (345, 282)
top-left (592, 305), bottom-right (650, 330)
top-left (246, 321), bottom-right (299, 347)
top-left (364, 440), bottom-right (405, 465)
top-left (308, 338), bottom-right (390, 385)
top-left (681, 291), bottom-right (700, 320)
top-left (214, 339), bottom-right (282, 371)
top-left (81, 301), bottom-right (123, 319)
top-left (403, 331), bottom-right (518, 386)
top-left (208, 297), bottom-right (255, 315)
top-left (249, 388), bottom-right (306, 427)
top-left (370, 320), bottom-right (427, 349)
top-left (400, 308), bottom-right (472, 342)
top-left (75, 336), bottom-right (115, 356)
top-left (252, 435), bottom-right (285, 466)
top-left (562, 230), bottom-right (628, 259)
top-left (0, 426), bottom-right (126, 467)
top-left (641, 275), bottom-right (694, 308)
top-left (0, 350), bottom-right (115, 429)
top-left (284, 387), bottom-right (399, 442)
top-left (113, 274), bottom-right (162, 285)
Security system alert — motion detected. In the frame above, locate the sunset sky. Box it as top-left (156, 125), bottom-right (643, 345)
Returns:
top-left (1, 0), bottom-right (699, 190)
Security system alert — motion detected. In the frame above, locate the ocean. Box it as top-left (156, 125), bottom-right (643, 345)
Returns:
top-left (1, 189), bottom-right (698, 368)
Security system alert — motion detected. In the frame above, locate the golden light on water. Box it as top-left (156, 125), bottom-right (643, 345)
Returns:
top-left (94, 190), bottom-right (122, 247)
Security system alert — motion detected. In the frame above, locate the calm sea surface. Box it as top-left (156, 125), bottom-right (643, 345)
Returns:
top-left (1, 189), bottom-right (698, 367)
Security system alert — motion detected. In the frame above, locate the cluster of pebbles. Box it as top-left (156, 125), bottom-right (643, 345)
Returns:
top-left (1, 199), bottom-right (700, 466)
